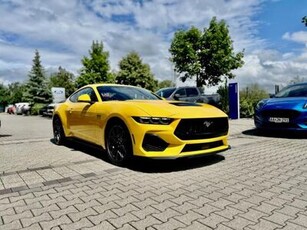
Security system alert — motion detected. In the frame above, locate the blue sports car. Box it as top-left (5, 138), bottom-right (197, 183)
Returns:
top-left (254, 82), bottom-right (307, 132)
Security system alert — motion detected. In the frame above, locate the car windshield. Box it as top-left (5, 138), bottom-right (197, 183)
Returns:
top-left (275, 84), bottom-right (307, 98)
top-left (97, 85), bottom-right (161, 101)
top-left (155, 88), bottom-right (176, 98)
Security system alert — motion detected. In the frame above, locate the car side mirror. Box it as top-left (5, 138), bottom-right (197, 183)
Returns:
top-left (77, 94), bottom-right (92, 103)
top-left (173, 94), bottom-right (180, 100)
top-left (269, 94), bottom-right (275, 98)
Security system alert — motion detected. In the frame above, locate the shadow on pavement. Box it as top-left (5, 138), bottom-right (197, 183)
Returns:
top-left (127, 154), bottom-right (225, 173)
top-left (50, 137), bottom-right (109, 162)
top-left (51, 138), bottom-right (225, 173)
top-left (242, 128), bottom-right (307, 139)
top-left (0, 134), bottom-right (12, 138)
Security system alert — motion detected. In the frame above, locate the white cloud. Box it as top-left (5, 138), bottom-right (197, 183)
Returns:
top-left (234, 49), bottom-right (307, 93)
top-left (283, 31), bottom-right (307, 47)
top-left (0, 0), bottom-right (306, 96)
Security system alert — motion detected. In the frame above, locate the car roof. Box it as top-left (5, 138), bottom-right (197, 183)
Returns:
top-left (156, 87), bottom-right (176, 91)
top-left (289, 82), bottom-right (307, 86)
top-left (83, 83), bottom-right (141, 89)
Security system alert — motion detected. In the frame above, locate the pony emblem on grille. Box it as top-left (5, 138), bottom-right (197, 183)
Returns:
top-left (203, 121), bottom-right (213, 128)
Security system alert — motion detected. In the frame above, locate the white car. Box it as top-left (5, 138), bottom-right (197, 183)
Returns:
top-left (46, 103), bottom-right (58, 117)
top-left (15, 103), bottom-right (30, 115)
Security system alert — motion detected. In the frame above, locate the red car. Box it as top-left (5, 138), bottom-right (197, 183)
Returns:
top-left (7, 105), bottom-right (16, 114)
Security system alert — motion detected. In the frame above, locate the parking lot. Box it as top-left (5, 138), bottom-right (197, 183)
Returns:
top-left (0, 114), bottom-right (306, 230)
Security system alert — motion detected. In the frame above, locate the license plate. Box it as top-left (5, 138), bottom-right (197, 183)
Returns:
top-left (268, 117), bottom-right (289, 123)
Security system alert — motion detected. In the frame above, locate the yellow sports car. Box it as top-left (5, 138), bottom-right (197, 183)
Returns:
top-left (53, 84), bottom-right (229, 165)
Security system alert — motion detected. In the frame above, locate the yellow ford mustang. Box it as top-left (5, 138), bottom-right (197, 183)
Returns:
top-left (53, 84), bottom-right (229, 165)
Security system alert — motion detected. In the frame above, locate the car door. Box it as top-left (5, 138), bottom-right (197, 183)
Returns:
top-left (66, 87), bottom-right (99, 143)
top-left (186, 87), bottom-right (200, 102)
top-left (173, 88), bottom-right (187, 101)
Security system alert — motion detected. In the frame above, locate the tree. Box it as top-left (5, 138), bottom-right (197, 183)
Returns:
top-left (240, 84), bottom-right (269, 118)
top-left (0, 84), bottom-right (9, 109)
top-left (23, 50), bottom-right (52, 104)
top-left (302, 16), bottom-right (307, 26)
top-left (76, 41), bottom-right (113, 88)
top-left (158, 80), bottom-right (173, 89)
top-left (169, 17), bottom-right (244, 87)
top-left (49, 66), bottom-right (76, 98)
top-left (7, 82), bottom-right (25, 104)
top-left (116, 51), bottom-right (158, 91)
top-left (217, 79), bottom-right (229, 113)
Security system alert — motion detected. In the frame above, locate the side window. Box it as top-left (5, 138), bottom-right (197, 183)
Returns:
top-left (175, 88), bottom-right (186, 97)
top-left (186, 88), bottom-right (198, 97)
top-left (69, 90), bottom-right (81, 102)
top-left (89, 89), bottom-right (98, 102)
top-left (69, 87), bottom-right (98, 103)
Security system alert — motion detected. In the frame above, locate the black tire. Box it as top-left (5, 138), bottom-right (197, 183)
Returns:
top-left (105, 122), bottom-right (132, 166)
top-left (53, 116), bottom-right (66, 145)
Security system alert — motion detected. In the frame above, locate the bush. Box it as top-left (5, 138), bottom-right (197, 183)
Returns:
top-left (240, 99), bottom-right (254, 118)
top-left (31, 103), bottom-right (47, 115)
top-left (239, 84), bottom-right (269, 118)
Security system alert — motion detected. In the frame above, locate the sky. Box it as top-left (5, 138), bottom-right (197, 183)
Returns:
top-left (0, 0), bottom-right (306, 93)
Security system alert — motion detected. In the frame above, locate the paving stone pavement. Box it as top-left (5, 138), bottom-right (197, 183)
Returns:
top-left (0, 114), bottom-right (306, 229)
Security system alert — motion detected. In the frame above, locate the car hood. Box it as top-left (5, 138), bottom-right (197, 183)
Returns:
top-left (262, 97), bottom-right (307, 109)
top-left (125, 100), bottom-right (227, 118)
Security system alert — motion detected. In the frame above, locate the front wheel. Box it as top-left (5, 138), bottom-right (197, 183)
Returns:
top-left (53, 116), bottom-right (66, 145)
top-left (106, 122), bottom-right (132, 166)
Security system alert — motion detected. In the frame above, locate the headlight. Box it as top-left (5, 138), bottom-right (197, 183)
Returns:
top-left (255, 100), bottom-right (266, 110)
top-left (303, 102), bottom-right (307, 109)
top-left (132, 116), bottom-right (173, 125)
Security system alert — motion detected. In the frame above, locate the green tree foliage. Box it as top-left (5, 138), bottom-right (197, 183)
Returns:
top-left (116, 51), bottom-right (158, 91)
top-left (217, 80), bottom-right (229, 114)
top-left (49, 66), bottom-right (76, 98)
top-left (240, 84), bottom-right (269, 118)
top-left (302, 16), bottom-right (307, 26)
top-left (0, 82), bottom-right (25, 108)
top-left (158, 80), bottom-right (173, 89)
top-left (169, 17), bottom-right (244, 87)
top-left (0, 84), bottom-right (10, 108)
top-left (7, 82), bottom-right (25, 104)
top-left (23, 50), bottom-right (52, 104)
top-left (76, 41), bottom-right (113, 88)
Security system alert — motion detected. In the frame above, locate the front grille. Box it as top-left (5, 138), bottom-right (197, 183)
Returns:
top-left (261, 109), bottom-right (300, 119)
top-left (181, 141), bottom-right (223, 152)
top-left (142, 134), bottom-right (169, 151)
top-left (175, 118), bottom-right (228, 140)
top-left (264, 122), bottom-right (299, 129)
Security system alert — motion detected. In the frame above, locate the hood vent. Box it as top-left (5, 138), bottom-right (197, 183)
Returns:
top-left (169, 102), bottom-right (201, 107)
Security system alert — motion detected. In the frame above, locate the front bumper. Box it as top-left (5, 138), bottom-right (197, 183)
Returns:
top-left (254, 112), bottom-right (307, 132)
top-left (128, 117), bottom-right (229, 158)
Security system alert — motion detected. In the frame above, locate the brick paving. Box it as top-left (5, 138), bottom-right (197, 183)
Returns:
top-left (0, 114), bottom-right (306, 229)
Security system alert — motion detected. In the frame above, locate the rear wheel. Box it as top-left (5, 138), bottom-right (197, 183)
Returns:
top-left (106, 122), bottom-right (132, 166)
top-left (53, 116), bottom-right (66, 145)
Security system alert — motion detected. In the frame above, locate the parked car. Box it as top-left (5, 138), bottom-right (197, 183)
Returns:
top-left (6, 105), bottom-right (16, 114)
top-left (15, 103), bottom-right (30, 115)
top-left (21, 103), bottom-right (31, 115)
top-left (53, 84), bottom-right (229, 166)
top-left (155, 86), bottom-right (221, 108)
top-left (156, 86), bottom-right (206, 102)
top-left (46, 103), bottom-right (57, 117)
top-left (254, 82), bottom-right (307, 132)
top-left (39, 105), bottom-right (49, 116)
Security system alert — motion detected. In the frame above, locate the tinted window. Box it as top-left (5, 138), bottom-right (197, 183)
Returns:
top-left (175, 88), bottom-right (186, 97)
top-left (69, 87), bottom-right (98, 102)
top-left (156, 88), bottom-right (176, 98)
top-left (275, 84), bottom-right (307, 98)
top-left (97, 85), bottom-right (161, 101)
top-left (186, 88), bottom-right (198, 97)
